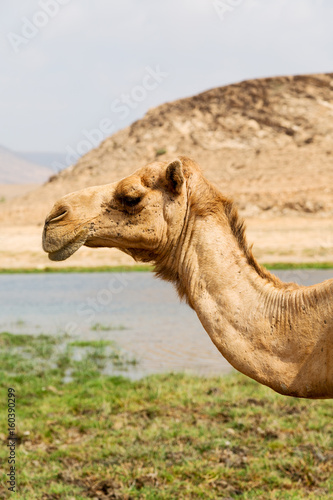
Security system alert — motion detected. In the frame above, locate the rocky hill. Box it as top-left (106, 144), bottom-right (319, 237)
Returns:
top-left (1, 73), bottom-right (333, 225)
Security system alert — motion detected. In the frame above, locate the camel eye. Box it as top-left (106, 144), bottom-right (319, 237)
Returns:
top-left (121, 195), bottom-right (142, 208)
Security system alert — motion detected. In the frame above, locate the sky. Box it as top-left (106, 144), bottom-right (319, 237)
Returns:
top-left (0, 0), bottom-right (332, 156)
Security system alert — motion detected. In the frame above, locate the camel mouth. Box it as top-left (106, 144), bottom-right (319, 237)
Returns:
top-left (47, 230), bottom-right (89, 261)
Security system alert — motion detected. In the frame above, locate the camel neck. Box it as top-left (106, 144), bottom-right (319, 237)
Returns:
top-left (177, 213), bottom-right (276, 308)
top-left (172, 214), bottom-right (333, 399)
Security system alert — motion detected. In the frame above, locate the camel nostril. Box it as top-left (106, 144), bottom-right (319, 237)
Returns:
top-left (45, 207), bottom-right (69, 225)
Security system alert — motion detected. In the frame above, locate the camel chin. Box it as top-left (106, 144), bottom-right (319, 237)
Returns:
top-left (48, 234), bottom-right (88, 261)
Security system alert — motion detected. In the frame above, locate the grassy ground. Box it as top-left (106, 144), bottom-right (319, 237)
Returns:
top-left (0, 333), bottom-right (332, 499)
top-left (0, 263), bottom-right (332, 273)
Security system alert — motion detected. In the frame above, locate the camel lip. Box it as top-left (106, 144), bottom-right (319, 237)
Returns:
top-left (47, 240), bottom-right (84, 261)
top-left (46, 230), bottom-right (89, 261)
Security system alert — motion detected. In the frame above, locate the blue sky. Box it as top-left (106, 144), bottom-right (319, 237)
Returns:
top-left (1, 0), bottom-right (332, 153)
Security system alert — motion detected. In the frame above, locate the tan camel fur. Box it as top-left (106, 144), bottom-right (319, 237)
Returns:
top-left (42, 156), bottom-right (333, 399)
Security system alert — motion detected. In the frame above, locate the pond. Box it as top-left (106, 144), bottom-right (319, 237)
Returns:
top-left (1, 269), bottom-right (332, 379)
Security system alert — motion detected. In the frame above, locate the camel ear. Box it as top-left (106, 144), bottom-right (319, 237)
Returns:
top-left (166, 159), bottom-right (184, 194)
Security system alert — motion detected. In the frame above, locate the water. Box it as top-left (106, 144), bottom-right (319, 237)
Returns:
top-left (1, 270), bottom-right (332, 379)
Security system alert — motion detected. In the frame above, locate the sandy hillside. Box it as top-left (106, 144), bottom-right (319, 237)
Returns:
top-left (0, 73), bottom-right (332, 268)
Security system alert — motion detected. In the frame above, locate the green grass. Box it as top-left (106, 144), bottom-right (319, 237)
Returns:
top-left (0, 334), bottom-right (332, 498)
top-left (91, 322), bottom-right (127, 332)
top-left (0, 263), bottom-right (332, 274)
top-left (265, 262), bottom-right (333, 270)
top-left (69, 339), bottom-right (116, 348)
top-left (156, 148), bottom-right (167, 156)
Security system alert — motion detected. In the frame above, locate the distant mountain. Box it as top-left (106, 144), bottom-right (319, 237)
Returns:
top-left (17, 152), bottom-right (67, 173)
top-left (0, 146), bottom-right (53, 184)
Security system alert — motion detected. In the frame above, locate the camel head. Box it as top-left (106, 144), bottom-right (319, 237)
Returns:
top-left (43, 157), bottom-right (195, 263)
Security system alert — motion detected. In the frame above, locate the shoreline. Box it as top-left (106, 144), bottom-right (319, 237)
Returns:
top-left (1, 262), bottom-right (333, 273)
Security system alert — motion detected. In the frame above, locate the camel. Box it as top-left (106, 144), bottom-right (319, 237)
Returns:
top-left (42, 156), bottom-right (333, 399)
